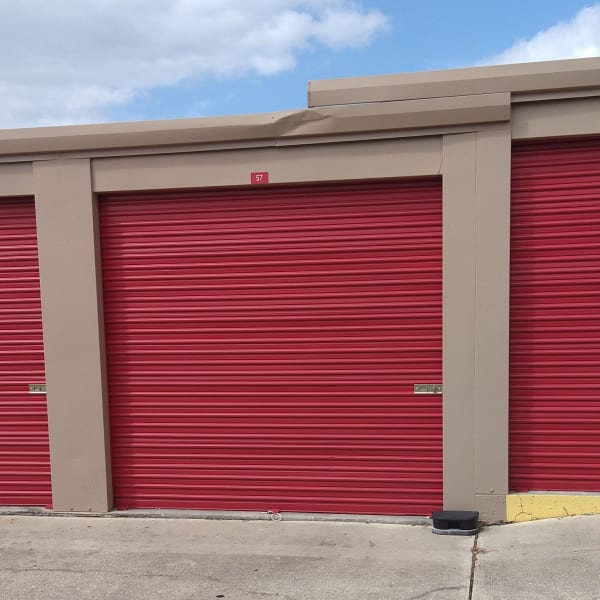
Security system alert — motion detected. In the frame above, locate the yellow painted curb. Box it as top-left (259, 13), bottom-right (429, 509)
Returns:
top-left (507, 494), bottom-right (600, 522)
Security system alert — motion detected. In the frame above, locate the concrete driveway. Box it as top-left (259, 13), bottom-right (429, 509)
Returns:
top-left (472, 514), bottom-right (600, 600)
top-left (0, 512), bottom-right (599, 599)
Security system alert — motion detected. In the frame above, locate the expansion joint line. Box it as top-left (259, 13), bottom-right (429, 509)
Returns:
top-left (468, 531), bottom-right (480, 600)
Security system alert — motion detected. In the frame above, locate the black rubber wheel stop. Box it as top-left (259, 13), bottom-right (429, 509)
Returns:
top-left (431, 510), bottom-right (479, 536)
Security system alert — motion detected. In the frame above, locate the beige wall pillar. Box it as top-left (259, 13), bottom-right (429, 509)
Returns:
top-left (33, 158), bottom-right (112, 512)
top-left (473, 126), bottom-right (511, 521)
top-left (442, 126), bottom-right (511, 523)
top-left (442, 133), bottom-right (477, 511)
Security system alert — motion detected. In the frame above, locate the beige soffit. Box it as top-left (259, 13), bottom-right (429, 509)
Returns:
top-left (0, 93), bottom-right (509, 158)
top-left (308, 57), bottom-right (600, 107)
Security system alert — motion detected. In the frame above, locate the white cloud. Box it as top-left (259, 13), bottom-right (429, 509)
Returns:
top-left (490, 4), bottom-right (600, 64)
top-left (0, 0), bottom-right (389, 128)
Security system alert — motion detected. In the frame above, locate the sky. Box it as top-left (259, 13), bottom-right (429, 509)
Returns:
top-left (0, 0), bottom-right (598, 129)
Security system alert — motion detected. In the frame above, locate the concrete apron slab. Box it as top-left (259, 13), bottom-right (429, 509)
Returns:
top-left (473, 515), bottom-right (600, 600)
top-left (0, 515), bottom-right (473, 600)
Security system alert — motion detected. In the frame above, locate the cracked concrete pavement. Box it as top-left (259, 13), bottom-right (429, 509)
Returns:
top-left (0, 513), bottom-right (599, 599)
top-left (0, 514), bottom-right (471, 600)
top-left (471, 514), bottom-right (600, 600)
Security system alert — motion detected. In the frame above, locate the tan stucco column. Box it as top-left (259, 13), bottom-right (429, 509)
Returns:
top-left (442, 132), bottom-right (477, 511)
top-left (33, 158), bottom-right (112, 512)
top-left (442, 126), bottom-right (511, 522)
top-left (473, 126), bottom-right (511, 521)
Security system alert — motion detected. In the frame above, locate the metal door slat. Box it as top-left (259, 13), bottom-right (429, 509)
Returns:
top-left (101, 180), bottom-right (443, 516)
top-left (510, 137), bottom-right (600, 492)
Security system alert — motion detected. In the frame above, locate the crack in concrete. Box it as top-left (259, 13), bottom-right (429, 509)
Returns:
top-left (468, 532), bottom-right (480, 600)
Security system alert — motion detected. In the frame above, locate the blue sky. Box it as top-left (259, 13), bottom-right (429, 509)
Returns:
top-left (138, 0), bottom-right (598, 120)
top-left (0, 1), bottom-right (598, 128)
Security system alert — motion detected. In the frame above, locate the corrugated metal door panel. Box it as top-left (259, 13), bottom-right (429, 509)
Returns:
top-left (0, 198), bottom-right (51, 507)
top-left (101, 179), bottom-right (443, 516)
top-left (510, 137), bottom-right (600, 492)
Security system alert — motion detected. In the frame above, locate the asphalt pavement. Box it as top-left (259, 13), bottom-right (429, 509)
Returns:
top-left (0, 512), bottom-right (599, 599)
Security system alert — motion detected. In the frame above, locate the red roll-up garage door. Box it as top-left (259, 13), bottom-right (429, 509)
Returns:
top-left (510, 137), bottom-right (600, 492)
top-left (0, 198), bottom-right (51, 507)
top-left (101, 179), bottom-right (443, 515)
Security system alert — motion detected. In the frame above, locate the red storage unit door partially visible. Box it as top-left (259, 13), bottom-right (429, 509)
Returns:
top-left (101, 179), bottom-right (443, 516)
top-left (510, 137), bottom-right (600, 492)
top-left (0, 198), bottom-right (51, 507)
